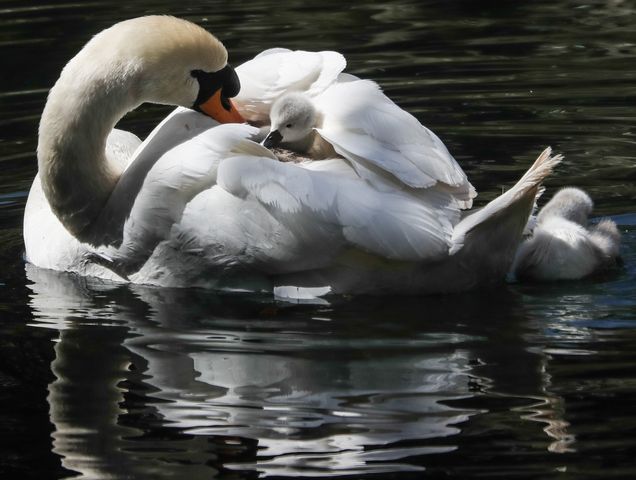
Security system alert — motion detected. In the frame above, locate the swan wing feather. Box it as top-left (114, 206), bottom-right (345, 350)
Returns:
top-left (91, 107), bottom-right (218, 246)
top-left (217, 156), bottom-right (453, 262)
top-left (235, 49), bottom-right (346, 122)
top-left (114, 124), bottom-right (266, 264)
top-left (450, 148), bottom-right (562, 255)
top-left (105, 128), bottom-right (141, 172)
top-left (316, 79), bottom-right (474, 198)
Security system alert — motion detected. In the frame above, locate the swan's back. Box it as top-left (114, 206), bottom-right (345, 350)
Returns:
top-left (235, 49), bottom-right (346, 122)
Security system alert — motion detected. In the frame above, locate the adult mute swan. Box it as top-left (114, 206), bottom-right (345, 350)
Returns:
top-left (24, 16), bottom-right (561, 294)
top-left (511, 188), bottom-right (621, 281)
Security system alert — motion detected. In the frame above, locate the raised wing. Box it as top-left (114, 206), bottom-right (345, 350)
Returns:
top-left (450, 148), bottom-right (561, 254)
top-left (217, 156), bottom-right (456, 262)
top-left (235, 48), bottom-right (346, 122)
top-left (315, 79), bottom-right (475, 205)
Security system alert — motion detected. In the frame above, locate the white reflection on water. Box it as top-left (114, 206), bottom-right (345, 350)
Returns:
top-left (128, 287), bottom-right (473, 475)
top-left (25, 265), bottom-right (588, 478)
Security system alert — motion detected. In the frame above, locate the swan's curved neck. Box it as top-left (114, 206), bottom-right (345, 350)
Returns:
top-left (37, 57), bottom-right (140, 242)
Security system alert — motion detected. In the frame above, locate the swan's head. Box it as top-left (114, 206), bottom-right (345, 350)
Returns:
top-left (74, 15), bottom-right (244, 123)
top-left (263, 92), bottom-right (317, 148)
top-left (537, 187), bottom-right (594, 227)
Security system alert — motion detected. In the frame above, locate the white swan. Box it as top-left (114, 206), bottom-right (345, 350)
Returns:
top-left (24, 16), bottom-right (561, 294)
top-left (511, 187), bottom-right (621, 281)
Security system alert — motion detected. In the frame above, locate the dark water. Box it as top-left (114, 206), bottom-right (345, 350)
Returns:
top-left (1, 0), bottom-right (636, 478)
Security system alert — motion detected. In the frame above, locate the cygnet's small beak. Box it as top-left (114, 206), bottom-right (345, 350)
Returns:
top-left (263, 130), bottom-right (283, 149)
top-left (198, 90), bottom-right (245, 124)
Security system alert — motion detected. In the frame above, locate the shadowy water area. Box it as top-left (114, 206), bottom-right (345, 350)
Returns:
top-left (1, 0), bottom-right (635, 478)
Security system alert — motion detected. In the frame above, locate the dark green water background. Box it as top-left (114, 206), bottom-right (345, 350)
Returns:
top-left (1, 1), bottom-right (635, 478)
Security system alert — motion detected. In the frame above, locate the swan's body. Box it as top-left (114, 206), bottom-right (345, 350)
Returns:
top-left (25, 17), bottom-right (561, 294)
top-left (511, 188), bottom-right (621, 281)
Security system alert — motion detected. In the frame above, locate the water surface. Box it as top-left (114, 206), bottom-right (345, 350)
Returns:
top-left (1, 1), bottom-right (635, 478)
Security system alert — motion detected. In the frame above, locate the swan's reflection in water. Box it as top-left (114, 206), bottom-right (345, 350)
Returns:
top-left (26, 265), bottom-right (576, 478)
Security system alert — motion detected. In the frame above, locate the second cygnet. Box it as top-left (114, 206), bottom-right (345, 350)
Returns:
top-left (512, 187), bottom-right (621, 281)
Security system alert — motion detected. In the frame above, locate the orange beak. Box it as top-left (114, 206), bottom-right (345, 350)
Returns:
top-left (199, 89), bottom-right (245, 124)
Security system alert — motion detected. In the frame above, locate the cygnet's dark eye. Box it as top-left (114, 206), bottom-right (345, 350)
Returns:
top-left (286, 123), bottom-right (293, 128)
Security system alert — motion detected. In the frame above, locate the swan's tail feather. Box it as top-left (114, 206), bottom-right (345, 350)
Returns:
top-left (447, 147), bottom-right (561, 285)
top-left (515, 147), bottom-right (562, 196)
top-left (451, 147), bottom-right (561, 253)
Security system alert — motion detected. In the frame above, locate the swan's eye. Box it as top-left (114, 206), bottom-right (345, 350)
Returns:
top-left (286, 123), bottom-right (293, 129)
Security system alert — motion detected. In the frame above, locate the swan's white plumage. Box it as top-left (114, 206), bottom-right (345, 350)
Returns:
top-left (109, 123), bottom-right (264, 265)
top-left (451, 148), bottom-right (562, 254)
top-left (24, 17), bottom-right (562, 294)
top-left (316, 80), bottom-right (471, 193)
top-left (91, 108), bottom-right (219, 246)
top-left (217, 155), bottom-right (454, 262)
top-left (105, 129), bottom-right (142, 171)
top-left (234, 48), bottom-right (346, 122)
top-left (238, 49), bottom-right (475, 207)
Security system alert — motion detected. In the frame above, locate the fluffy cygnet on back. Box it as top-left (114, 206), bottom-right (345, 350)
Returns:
top-left (512, 187), bottom-right (621, 281)
top-left (262, 92), bottom-right (337, 159)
